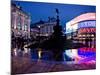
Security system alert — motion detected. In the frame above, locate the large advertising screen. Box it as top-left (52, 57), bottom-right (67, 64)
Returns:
top-left (78, 20), bottom-right (96, 29)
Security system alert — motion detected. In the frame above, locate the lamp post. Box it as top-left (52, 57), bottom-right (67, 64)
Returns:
top-left (37, 25), bottom-right (42, 60)
top-left (38, 25), bottom-right (41, 42)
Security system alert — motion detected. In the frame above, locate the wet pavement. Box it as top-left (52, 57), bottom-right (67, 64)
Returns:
top-left (11, 56), bottom-right (95, 74)
top-left (11, 47), bottom-right (96, 74)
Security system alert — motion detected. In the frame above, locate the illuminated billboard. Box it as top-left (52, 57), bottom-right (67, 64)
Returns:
top-left (78, 20), bottom-right (96, 29)
top-left (78, 28), bottom-right (96, 33)
top-left (66, 13), bottom-right (96, 34)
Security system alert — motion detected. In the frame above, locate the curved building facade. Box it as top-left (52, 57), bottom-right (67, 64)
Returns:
top-left (66, 13), bottom-right (96, 57)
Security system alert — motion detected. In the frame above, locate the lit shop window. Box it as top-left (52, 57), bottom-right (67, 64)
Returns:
top-left (91, 34), bottom-right (94, 37)
top-left (82, 35), bottom-right (85, 37)
top-left (87, 34), bottom-right (90, 37)
top-left (79, 35), bottom-right (82, 37)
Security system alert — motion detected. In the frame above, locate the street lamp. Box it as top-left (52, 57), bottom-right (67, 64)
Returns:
top-left (37, 25), bottom-right (41, 47)
top-left (38, 25), bottom-right (40, 37)
top-left (37, 25), bottom-right (42, 60)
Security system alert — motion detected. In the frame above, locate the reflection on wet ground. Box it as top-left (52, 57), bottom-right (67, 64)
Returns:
top-left (11, 47), bottom-right (96, 64)
top-left (11, 47), bottom-right (96, 74)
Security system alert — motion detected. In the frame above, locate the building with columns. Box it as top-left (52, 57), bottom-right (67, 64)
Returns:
top-left (11, 3), bottom-right (31, 39)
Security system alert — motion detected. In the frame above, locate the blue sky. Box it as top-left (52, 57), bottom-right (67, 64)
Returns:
top-left (12, 1), bottom-right (96, 27)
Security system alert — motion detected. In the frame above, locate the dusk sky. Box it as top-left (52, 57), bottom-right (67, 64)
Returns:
top-left (12, 1), bottom-right (96, 27)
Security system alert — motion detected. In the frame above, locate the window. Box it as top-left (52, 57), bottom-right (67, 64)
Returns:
top-left (11, 14), bottom-right (14, 28)
top-left (24, 20), bottom-right (28, 31)
top-left (17, 16), bottom-right (22, 30)
top-left (24, 24), bottom-right (28, 31)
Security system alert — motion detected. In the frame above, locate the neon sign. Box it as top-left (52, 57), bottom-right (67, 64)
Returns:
top-left (78, 20), bottom-right (96, 29)
top-left (78, 28), bottom-right (96, 33)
